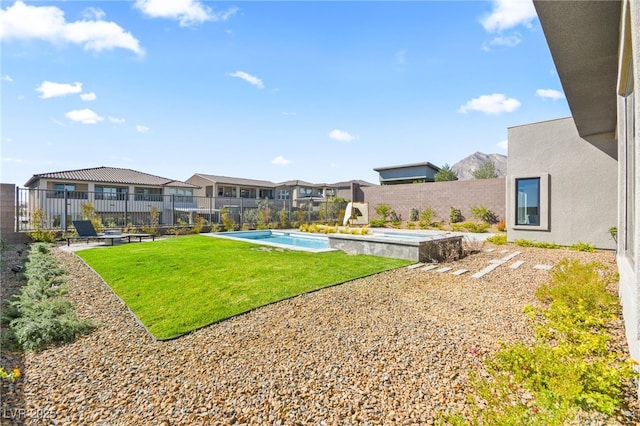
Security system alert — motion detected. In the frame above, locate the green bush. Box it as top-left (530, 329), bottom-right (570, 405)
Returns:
top-left (374, 203), bottom-right (393, 221)
top-left (27, 209), bottom-right (58, 243)
top-left (4, 243), bottom-right (95, 352)
top-left (486, 234), bottom-right (507, 245)
top-left (449, 207), bottom-right (463, 224)
top-left (514, 239), bottom-right (561, 249)
top-left (470, 205), bottom-right (498, 224)
top-left (419, 208), bottom-right (435, 228)
top-left (409, 208), bottom-right (420, 222)
top-left (451, 221), bottom-right (490, 233)
top-left (370, 219), bottom-right (386, 228)
top-left (444, 260), bottom-right (638, 425)
top-left (569, 241), bottom-right (595, 252)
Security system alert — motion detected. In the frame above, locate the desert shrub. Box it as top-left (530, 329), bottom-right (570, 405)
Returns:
top-left (81, 202), bottom-right (103, 234)
top-left (27, 209), bottom-right (58, 243)
top-left (486, 234), bottom-right (507, 245)
top-left (220, 208), bottom-right (237, 231)
top-left (471, 205), bottom-right (498, 224)
top-left (570, 241), bottom-right (596, 252)
top-left (374, 203), bottom-right (393, 221)
top-left (445, 260), bottom-right (638, 425)
top-left (4, 244), bottom-right (95, 352)
top-left (496, 219), bottom-right (506, 232)
top-left (409, 208), bottom-right (420, 222)
top-left (514, 239), bottom-right (561, 249)
top-left (406, 222), bottom-right (416, 229)
top-left (279, 209), bottom-right (290, 229)
top-left (419, 208), bottom-right (435, 229)
top-left (451, 221), bottom-right (490, 233)
top-left (370, 219), bottom-right (386, 228)
top-left (449, 207), bottom-right (463, 224)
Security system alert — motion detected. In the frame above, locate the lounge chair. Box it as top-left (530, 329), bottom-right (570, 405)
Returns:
top-left (67, 220), bottom-right (154, 246)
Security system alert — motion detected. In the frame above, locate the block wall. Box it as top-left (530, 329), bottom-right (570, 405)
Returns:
top-left (0, 183), bottom-right (28, 244)
top-left (361, 178), bottom-right (505, 223)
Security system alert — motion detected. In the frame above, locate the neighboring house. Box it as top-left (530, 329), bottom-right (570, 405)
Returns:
top-left (373, 162), bottom-right (441, 185)
top-left (23, 166), bottom-right (199, 228)
top-left (526, 1), bottom-right (640, 367)
top-left (277, 180), bottom-right (337, 204)
top-left (187, 174), bottom-right (278, 209)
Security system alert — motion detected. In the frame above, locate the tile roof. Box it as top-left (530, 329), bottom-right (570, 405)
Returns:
top-left (192, 174), bottom-right (277, 188)
top-left (24, 166), bottom-right (198, 188)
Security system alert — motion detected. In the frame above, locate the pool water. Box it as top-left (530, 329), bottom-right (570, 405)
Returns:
top-left (214, 231), bottom-right (330, 250)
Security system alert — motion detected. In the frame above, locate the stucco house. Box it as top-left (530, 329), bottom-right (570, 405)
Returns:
top-left (23, 166), bottom-right (199, 228)
top-left (516, 0), bottom-right (640, 367)
top-left (373, 162), bottom-right (441, 185)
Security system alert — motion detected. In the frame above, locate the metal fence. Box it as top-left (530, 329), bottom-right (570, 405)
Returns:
top-left (15, 188), bottom-right (349, 231)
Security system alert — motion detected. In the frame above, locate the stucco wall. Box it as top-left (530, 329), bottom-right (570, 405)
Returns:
top-left (507, 117), bottom-right (617, 249)
top-left (361, 178), bottom-right (505, 223)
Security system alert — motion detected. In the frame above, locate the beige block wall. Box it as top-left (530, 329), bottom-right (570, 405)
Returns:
top-left (361, 178), bottom-right (505, 223)
top-left (0, 183), bottom-right (29, 244)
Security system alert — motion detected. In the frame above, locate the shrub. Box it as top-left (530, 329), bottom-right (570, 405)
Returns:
top-left (374, 203), bottom-right (393, 221)
top-left (370, 219), bottom-right (386, 228)
top-left (449, 207), bottom-right (463, 224)
top-left (409, 208), bottom-right (420, 222)
top-left (496, 219), bottom-right (506, 232)
top-left (27, 209), bottom-right (58, 243)
top-left (514, 239), bottom-right (561, 249)
top-left (419, 208), bottom-right (435, 228)
top-left (220, 208), bottom-right (237, 231)
top-left (451, 221), bottom-right (490, 233)
top-left (5, 244), bottom-right (95, 352)
top-left (486, 234), bottom-right (507, 245)
top-left (570, 241), bottom-right (596, 252)
top-left (470, 205), bottom-right (498, 224)
top-left (445, 260), bottom-right (638, 425)
top-left (279, 208), bottom-right (290, 229)
top-left (191, 216), bottom-right (205, 234)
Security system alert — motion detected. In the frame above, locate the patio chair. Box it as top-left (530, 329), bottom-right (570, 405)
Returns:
top-left (67, 220), bottom-right (123, 246)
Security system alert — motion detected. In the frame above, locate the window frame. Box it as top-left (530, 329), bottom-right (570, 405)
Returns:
top-left (511, 173), bottom-right (550, 231)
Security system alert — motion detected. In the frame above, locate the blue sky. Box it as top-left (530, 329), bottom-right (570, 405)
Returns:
top-left (1, 0), bottom-right (570, 186)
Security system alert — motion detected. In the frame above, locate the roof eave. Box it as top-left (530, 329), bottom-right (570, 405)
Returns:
top-left (533, 0), bottom-right (621, 138)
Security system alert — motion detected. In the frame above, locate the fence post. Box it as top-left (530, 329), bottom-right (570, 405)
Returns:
top-left (125, 190), bottom-right (129, 227)
top-left (63, 189), bottom-right (69, 230)
top-left (172, 194), bottom-right (176, 225)
top-left (14, 186), bottom-right (19, 232)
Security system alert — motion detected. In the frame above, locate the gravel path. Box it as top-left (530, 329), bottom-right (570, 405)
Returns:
top-left (1, 241), bottom-right (637, 425)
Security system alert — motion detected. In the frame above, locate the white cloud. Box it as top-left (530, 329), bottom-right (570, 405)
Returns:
top-left (135, 0), bottom-right (237, 27)
top-left (328, 129), bottom-right (358, 142)
top-left (481, 0), bottom-right (537, 33)
top-left (109, 116), bottom-right (126, 124)
top-left (80, 92), bottom-right (96, 101)
top-left (228, 71), bottom-right (264, 89)
top-left (36, 81), bottom-right (82, 99)
top-left (82, 7), bottom-right (106, 21)
top-left (0, 1), bottom-right (144, 55)
top-left (458, 93), bottom-right (521, 115)
top-left (272, 155), bottom-right (291, 166)
top-left (65, 108), bottom-right (104, 124)
top-left (489, 33), bottom-right (522, 47)
top-left (1, 157), bottom-right (24, 163)
top-left (497, 139), bottom-right (508, 150)
top-left (536, 88), bottom-right (565, 100)
top-left (2, 75), bottom-right (13, 82)
top-left (136, 125), bottom-right (149, 133)
top-left (396, 49), bottom-right (407, 65)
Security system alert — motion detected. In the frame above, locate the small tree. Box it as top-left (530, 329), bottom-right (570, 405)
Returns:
top-left (472, 160), bottom-right (498, 179)
top-left (81, 202), bottom-right (103, 233)
top-left (434, 164), bottom-right (458, 182)
top-left (375, 203), bottom-right (393, 221)
top-left (220, 208), bottom-right (236, 231)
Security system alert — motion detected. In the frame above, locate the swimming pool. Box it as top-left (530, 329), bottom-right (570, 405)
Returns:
top-left (207, 230), bottom-right (332, 251)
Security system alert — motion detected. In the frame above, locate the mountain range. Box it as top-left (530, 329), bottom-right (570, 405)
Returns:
top-left (451, 152), bottom-right (507, 180)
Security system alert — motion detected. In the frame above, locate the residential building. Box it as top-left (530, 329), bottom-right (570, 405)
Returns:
top-left (525, 0), bottom-right (640, 365)
top-left (22, 166), bottom-right (199, 228)
top-left (373, 162), bottom-right (441, 185)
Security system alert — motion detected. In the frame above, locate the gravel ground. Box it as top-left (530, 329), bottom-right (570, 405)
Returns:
top-left (1, 240), bottom-right (638, 425)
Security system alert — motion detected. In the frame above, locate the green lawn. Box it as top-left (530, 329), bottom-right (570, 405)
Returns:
top-left (77, 235), bottom-right (412, 339)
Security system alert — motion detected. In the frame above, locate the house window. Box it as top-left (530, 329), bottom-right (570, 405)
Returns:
top-left (50, 183), bottom-right (87, 199)
top-left (259, 189), bottom-right (273, 199)
top-left (277, 189), bottom-right (290, 200)
top-left (240, 187), bottom-right (256, 199)
top-left (134, 187), bottom-right (163, 202)
top-left (299, 187), bottom-right (313, 197)
top-left (515, 178), bottom-right (540, 226)
top-left (95, 186), bottom-right (127, 200)
top-left (218, 186), bottom-right (236, 198)
top-left (168, 188), bottom-right (194, 203)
